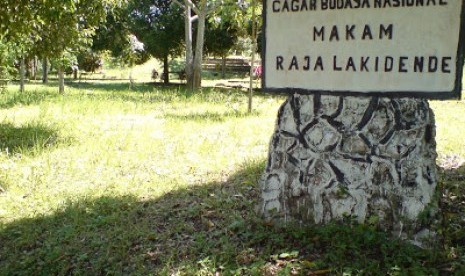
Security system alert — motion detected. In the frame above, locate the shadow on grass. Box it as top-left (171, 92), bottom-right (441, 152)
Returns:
top-left (67, 81), bottom-right (253, 95)
top-left (201, 70), bottom-right (249, 81)
top-left (67, 81), bottom-right (156, 93)
top-left (2, 80), bottom-right (282, 110)
top-left (0, 122), bottom-right (62, 156)
top-left (0, 90), bottom-right (61, 109)
top-left (164, 110), bottom-right (261, 123)
top-left (438, 163), bottom-right (465, 253)
top-left (1, 158), bottom-right (458, 275)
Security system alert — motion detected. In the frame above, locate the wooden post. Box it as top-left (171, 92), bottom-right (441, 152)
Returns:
top-left (19, 57), bottom-right (25, 93)
top-left (248, 0), bottom-right (257, 113)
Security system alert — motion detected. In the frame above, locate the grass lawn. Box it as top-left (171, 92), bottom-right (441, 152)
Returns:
top-left (0, 80), bottom-right (464, 275)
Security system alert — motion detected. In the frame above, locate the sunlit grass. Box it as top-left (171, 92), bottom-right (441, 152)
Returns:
top-left (431, 100), bottom-right (465, 158)
top-left (0, 83), bottom-right (281, 221)
top-left (0, 81), bottom-right (464, 274)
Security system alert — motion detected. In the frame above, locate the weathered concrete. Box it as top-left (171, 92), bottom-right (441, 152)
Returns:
top-left (260, 94), bottom-right (438, 238)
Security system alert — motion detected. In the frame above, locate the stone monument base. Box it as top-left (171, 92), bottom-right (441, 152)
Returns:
top-left (260, 94), bottom-right (439, 242)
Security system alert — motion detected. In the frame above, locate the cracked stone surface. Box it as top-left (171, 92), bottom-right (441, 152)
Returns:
top-left (260, 94), bottom-right (438, 236)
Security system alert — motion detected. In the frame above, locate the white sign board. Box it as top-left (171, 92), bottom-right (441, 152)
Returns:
top-left (262, 0), bottom-right (465, 98)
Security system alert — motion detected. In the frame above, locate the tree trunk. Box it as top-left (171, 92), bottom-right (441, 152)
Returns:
top-left (32, 56), bottom-right (38, 80)
top-left (192, 1), bottom-right (207, 90)
top-left (58, 65), bottom-right (65, 93)
top-left (260, 94), bottom-right (439, 243)
top-left (221, 56), bottom-right (226, 79)
top-left (19, 57), bottom-right (26, 93)
top-left (42, 57), bottom-right (49, 84)
top-left (185, 5), bottom-right (194, 91)
top-left (25, 58), bottom-right (31, 79)
top-left (163, 55), bottom-right (170, 85)
top-left (129, 62), bottom-right (134, 90)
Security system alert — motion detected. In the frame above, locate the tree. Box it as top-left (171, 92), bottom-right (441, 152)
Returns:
top-left (204, 18), bottom-right (239, 78)
top-left (1, 0), bottom-right (116, 91)
top-left (0, 36), bottom-right (15, 80)
top-left (91, 4), bottom-right (133, 60)
top-left (91, 3), bottom-right (150, 65)
top-left (173, 0), bottom-right (210, 91)
top-left (31, 0), bottom-right (121, 93)
top-left (129, 0), bottom-right (184, 84)
top-left (173, 0), bottom-right (248, 91)
top-left (0, 0), bottom-right (43, 91)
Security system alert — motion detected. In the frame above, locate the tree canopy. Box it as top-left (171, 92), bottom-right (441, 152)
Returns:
top-left (0, 0), bottom-right (123, 92)
top-left (0, 0), bottom-right (262, 91)
top-left (129, 0), bottom-right (185, 83)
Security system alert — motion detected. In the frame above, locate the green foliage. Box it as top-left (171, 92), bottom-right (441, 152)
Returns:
top-left (204, 0), bottom-right (246, 58)
top-left (216, 0), bottom-right (262, 55)
top-left (91, 1), bottom-right (150, 66)
top-left (77, 50), bottom-right (103, 73)
top-left (33, 0), bottom-right (116, 59)
top-left (128, 0), bottom-right (184, 61)
top-left (205, 20), bottom-right (238, 58)
top-left (0, 36), bottom-right (14, 79)
top-left (91, 3), bottom-right (132, 58)
top-left (50, 51), bottom-right (78, 73)
top-left (0, 0), bottom-right (41, 48)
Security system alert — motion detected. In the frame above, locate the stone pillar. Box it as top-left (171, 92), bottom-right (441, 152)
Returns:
top-left (260, 94), bottom-right (438, 238)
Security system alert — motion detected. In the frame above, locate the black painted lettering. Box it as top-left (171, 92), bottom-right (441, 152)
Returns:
top-left (333, 56), bottom-right (342, 71)
top-left (428, 56), bottom-right (438, 72)
top-left (314, 56), bottom-right (324, 71)
top-left (399, 56), bottom-right (408, 73)
top-left (330, 26), bottom-right (339, 41)
top-left (361, 0), bottom-right (370, 7)
top-left (362, 25), bottom-right (373, 40)
top-left (277, 56), bottom-right (284, 70)
top-left (291, 0), bottom-right (299, 11)
top-left (442, 57), bottom-right (451, 73)
top-left (321, 0), bottom-right (328, 9)
top-left (346, 57), bottom-right (356, 71)
top-left (375, 56), bottom-right (379, 71)
top-left (300, 0), bottom-right (308, 11)
top-left (439, 0), bottom-right (448, 5)
top-left (427, 0), bottom-right (436, 5)
top-left (334, 0), bottom-right (343, 8)
top-left (385, 56), bottom-right (393, 72)
top-left (282, 0), bottom-right (290, 11)
top-left (380, 24), bottom-right (393, 40)
top-left (346, 25), bottom-right (355, 40)
top-left (360, 57), bottom-right (369, 72)
top-left (309, 0), bottom-right (317, 9)
top-left (314, 26), bottom-right (325, 41)
top-left (303, 56), bottom-right (311, 71)
top-left (289, 56), bottom-right (299, 70)
top-left (272, 0), bottom-right (281, 12)
top-left (414, 56), bottom-right (424, 72)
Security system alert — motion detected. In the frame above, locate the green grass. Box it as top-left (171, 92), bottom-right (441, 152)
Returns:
top-left (431, 100), bottom-right (465, 158)
top-left (0, 82), bottom-right (464, 275)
